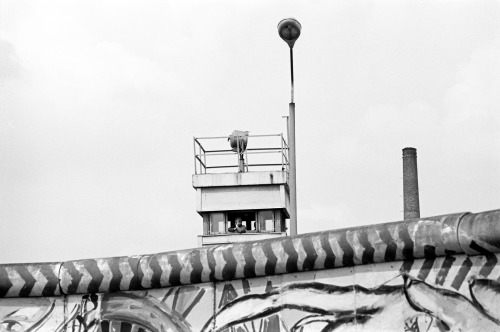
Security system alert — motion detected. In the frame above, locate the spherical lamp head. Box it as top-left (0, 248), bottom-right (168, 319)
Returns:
top-left (277, 18), bottom-right (301, 48)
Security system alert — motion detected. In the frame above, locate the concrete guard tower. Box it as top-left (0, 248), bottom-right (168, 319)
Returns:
top-left (193, 131), bottom-right (290, 246)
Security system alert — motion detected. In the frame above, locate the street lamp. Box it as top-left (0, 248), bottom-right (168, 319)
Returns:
top-left (278, 18), bottom-right (301, 236)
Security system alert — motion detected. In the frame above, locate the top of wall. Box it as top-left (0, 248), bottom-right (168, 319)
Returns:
top-left (1, 209), bottom-right (499, 298)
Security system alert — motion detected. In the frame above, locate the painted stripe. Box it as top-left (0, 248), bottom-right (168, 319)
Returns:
top-left (301, 236), bottom-right (318, 271)
top-left (207, 247), bottom-right (217, 282)
top-left (417, 245), bottom-right (437, 281)
top-left (434, 252), bottom-right (456, 286)
top-left (189, 250), bottom-right (203, 284)
top-left (242, 243), bottom-right (257, 278)
top-left (64, 262), bottom-right (83, 294)
top-left (398, 223), bottom-right (415, 273)
top-left (5, 268), bottom-right (23, 297)
top-left (310, 234), bottom-right (327, 270)
top-left (320, 233), bottom-right (335, 269)
top-left (36, 264), bottom-right (59, 296)
top-left (148, 256), bottom-right (163, 289)
top-left (107, 259), bottom-right (123, 293)
top-left (198, 249), bottom-right (212, 283)
top-left (178, 253), bottom-right (194, 285)
top-left (251, 243), bottom-right (268, 276)
top-left (470, 241), bottom-right (498, 278)
top-left (242, 279), bottom-right (251, 294)
top-left (328, 233), bottom-right (346, 268)
top-left (28, 266), bottom-right (48, 296)
top-left (118, 258), bottom-right (134, 291)
top-left (182, 288), bottom-right (205, 318)
top-left (0, 266), bottom-right (13, 297)
top-left (221, 248), bottom-right (237, 280)
top-left (83, 260), bottom-right (104, 294)
top-left (367, 227), bottom-right (385, 263)
top-left (392, 225), bottom-right (406, 261)
top-left (346, 230), bottom-right (364, 265)
top-left (262, 241), bottom-right (277, 275)
top-left (138, 256), bottom-right (152, 289)
top-left (378, 227), bottom-right (397, 262)
top-left (229, 244), bottom-right (247, 280)
top-left (272, 240), bottom-right (289, 274)
top-left (96, 260), bottom-right (112, 293)
top-left (75, 261), bottom-right (94, 294)
top-left (101, 320), bottom-right (110, 331)
top-left (281, 238), bottom-right (299, 273)
top-left (357, 230), bottom-right (375, 265)
top-left (15, 265), bottom-right (36, 297)
top-left (293, 238), bottom-right (308, 271)
top-left (451, 257), bottom-right (473, 290)
top-left (212, 247), bottom-right (226, 281)
top-left (128, 257), bottom-right (141, 291)
top-left (338, 232), bottom-right (354, 266)
top-left (172, 287), bottom-right (180, 311)
top-left (154, 255), bottom-right (172, 287)
top-left (167, 254), bottom-right (183, 285)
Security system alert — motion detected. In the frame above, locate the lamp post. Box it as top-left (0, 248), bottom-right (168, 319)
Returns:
top-left (278, 18), bottom-right (301, 236)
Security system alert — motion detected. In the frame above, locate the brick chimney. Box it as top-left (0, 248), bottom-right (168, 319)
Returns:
top-left (402, 147), bottom-right (420, 219)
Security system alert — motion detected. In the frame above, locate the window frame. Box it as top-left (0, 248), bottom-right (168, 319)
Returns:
top-left (258, 210), bottom-right (276, 232)
top-left (209, 212), bottom-right (227, 234)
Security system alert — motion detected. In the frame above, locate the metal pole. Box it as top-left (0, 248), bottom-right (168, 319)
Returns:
top-left (290, 48), bottom-right (295, 103)
top-left (278, 18), bottom-right (301, 235)
top-left (289, 102), bottom-right (297, 235)
top-left (289, 46), bottom-right (298, 235)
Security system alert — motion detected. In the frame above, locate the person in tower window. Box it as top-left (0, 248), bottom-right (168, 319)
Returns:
top-left (229, 217), bottom-right (247, 233)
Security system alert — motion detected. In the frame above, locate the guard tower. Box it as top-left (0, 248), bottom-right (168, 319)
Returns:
top-left (193, 131), bottom-right (290, 246)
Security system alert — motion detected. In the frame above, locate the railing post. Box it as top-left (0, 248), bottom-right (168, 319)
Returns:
top-left (193, 137), bottom-right (197, 174)
top-left (281, 134), bottom-right (284, 171)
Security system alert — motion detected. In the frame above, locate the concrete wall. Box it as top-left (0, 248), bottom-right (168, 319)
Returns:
top-left (1, 209), bottom-right (500, 331)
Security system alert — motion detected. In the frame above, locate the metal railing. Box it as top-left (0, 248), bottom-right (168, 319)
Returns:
top-left (193, 134), bottom-right (289, 174)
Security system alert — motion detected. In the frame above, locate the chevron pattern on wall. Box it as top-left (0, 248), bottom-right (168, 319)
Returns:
top-left (1, 209), bottom-right (499, 297)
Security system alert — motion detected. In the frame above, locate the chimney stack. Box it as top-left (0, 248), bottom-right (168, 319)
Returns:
top-left (402, 147), bottom-right (420, 219)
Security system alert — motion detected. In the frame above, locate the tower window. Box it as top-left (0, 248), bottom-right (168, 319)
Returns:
top-left (210, 212), bottom-right (226, 234)
top-left (258, 210), bottom-right (275, 232)
top-left (227, 211), bottom-right (256, 232)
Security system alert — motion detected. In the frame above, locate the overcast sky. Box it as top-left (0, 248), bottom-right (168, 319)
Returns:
top-left (1, 0), bottom-right (499, 264)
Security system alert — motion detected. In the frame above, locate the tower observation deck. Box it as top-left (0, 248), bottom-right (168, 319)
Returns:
top-left (193, 131), bottom-right (291, 246)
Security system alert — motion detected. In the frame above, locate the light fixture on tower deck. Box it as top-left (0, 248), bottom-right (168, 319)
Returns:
top-left (228, 130), bottom-right (249, 172)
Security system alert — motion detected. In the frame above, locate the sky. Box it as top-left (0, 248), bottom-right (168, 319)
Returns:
top-left (1, 0), bottom-right (499, 264)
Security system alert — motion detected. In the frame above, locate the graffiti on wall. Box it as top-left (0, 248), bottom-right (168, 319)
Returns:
top-left (1, 257), bottom-right (500, 331)
top-left (207, 274), bottom-right (500, 332)
top-left (0, 298), bottom-right (57, 331)
top-left (0, 284), bottom-right (212, 331)
top-left (64, 284), bottom-right (212, 332)
top-left (1, 210), bottom-right (499, 331)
